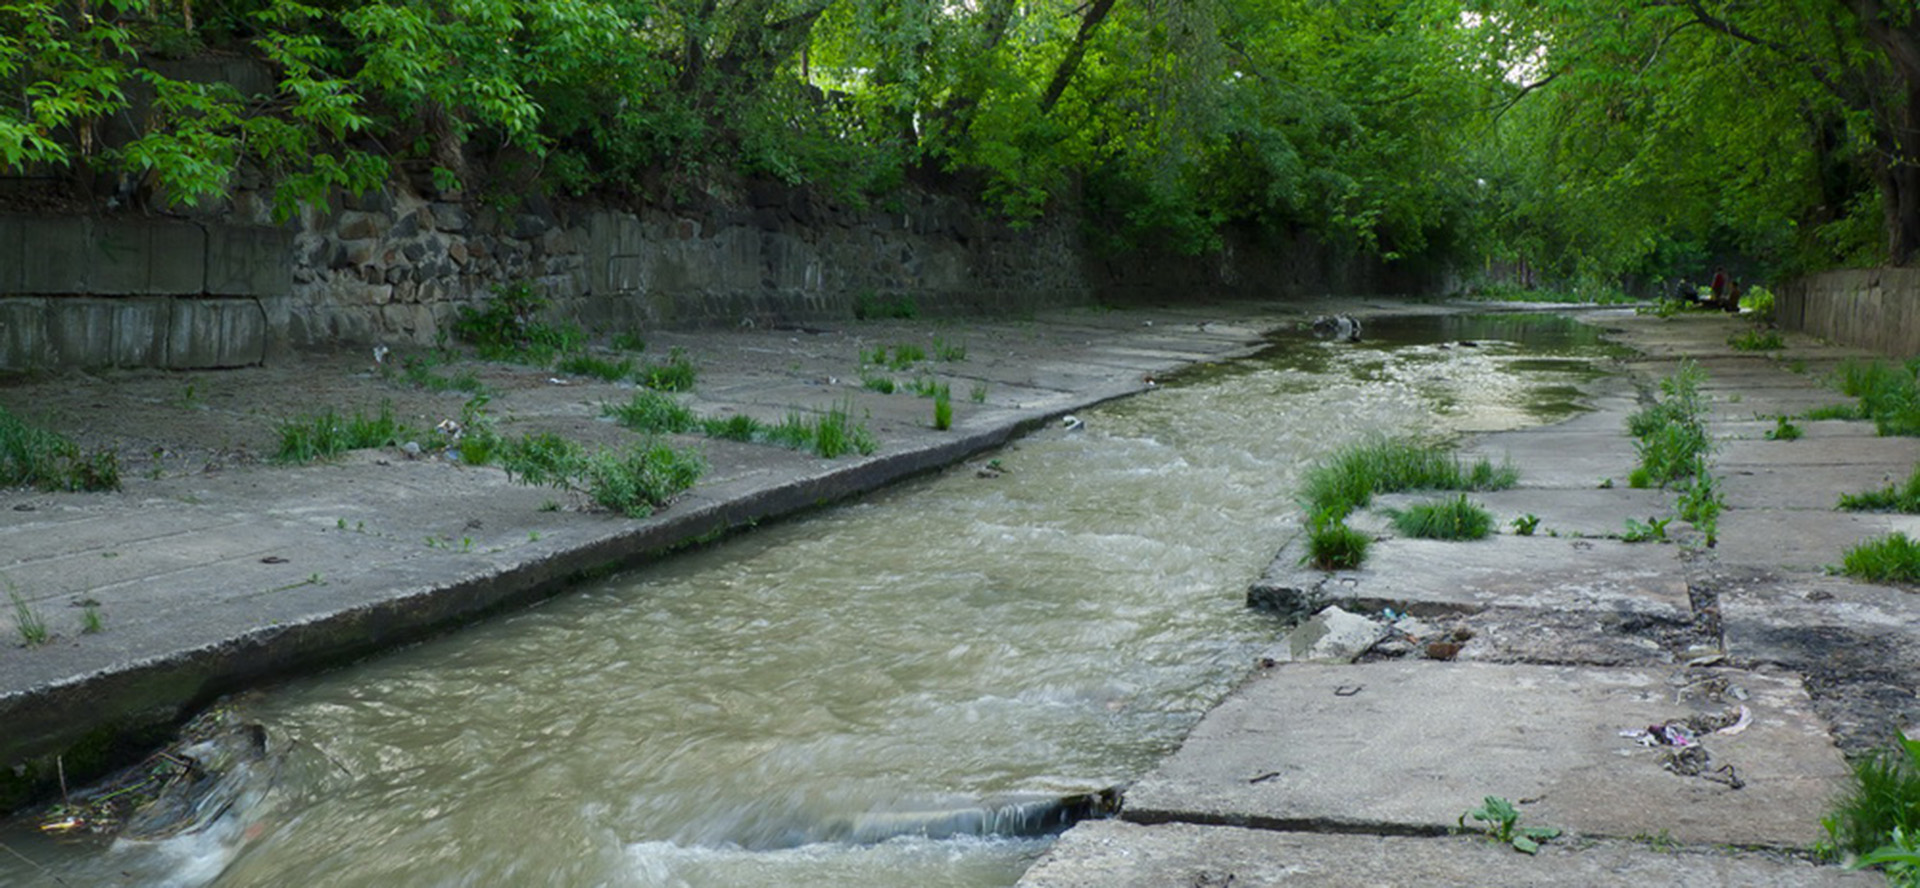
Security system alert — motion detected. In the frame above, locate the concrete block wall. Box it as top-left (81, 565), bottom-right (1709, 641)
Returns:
top-left (0, 215), bottom-right (287, 370)
top-left (1778, 269), bottom-right (1920, 357)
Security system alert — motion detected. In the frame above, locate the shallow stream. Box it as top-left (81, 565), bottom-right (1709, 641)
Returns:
top-left (0, 312), bottom-right (1626, 888)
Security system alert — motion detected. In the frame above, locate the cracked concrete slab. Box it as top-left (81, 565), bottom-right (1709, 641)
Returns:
top-left (1120, 661), bottom-right (1850, 849)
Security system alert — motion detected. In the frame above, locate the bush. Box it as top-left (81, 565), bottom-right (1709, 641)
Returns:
top-left (585, 442), bottom-right (706, 517)
top-left (453, 283), bottom-right (585, 365)
top-left (1626, 361), bottom-right (1711, 487)
top-left (1390, 495), bottom-right (1494, 540)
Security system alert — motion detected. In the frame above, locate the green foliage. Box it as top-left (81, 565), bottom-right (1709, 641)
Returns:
top-left (1824, 733), bottom-right (1920, 866)
top-left (610, 332), bottom-right (647, 353)
top-left (1741, 286), bottom-right (1778, 323)
top-left (1303, 510), bottom-right (1370, 570)
top-left (1852, 827), bottom-right (1920, 887)
top-left (1390, 495), bottom-right (1494, 541)
top-left (765, 402), bottom-right (878, 459)
top-left (1621, 516), bottom-right (1672, 543)
top-left (1677, 461), bottom-right (1723, 546)
top-left (603, 391), bottom-right (699, 434)
top-left (79, 602), bottom-right (104, 635)
top-left (1460, 796), bottom-right (1561, 855)
top-left (384, 355), bottom-right (487, 395)
top-left (1766, 416), bottom-right (1803, 441)
top-left (0, 407), bottom-right (120, 492)
top-left (1838, 466), bottom-right (1920, 513)
top-left (1842, 533), bottom-right (1920, 584)
top-left (497, 432), bottom-right (587, 488)
top-left (861, 373), bottom-right (897, 394)
top-left (970, 381), bottom-right (989, 403)
top-left (1728, 329), bottom-right (1786, 352)
top-left (584, 442), bottom-right (706, 518)
top-left (274, 403), bottom-right (416, 464)
top-left (638, 348), bottom-right (698, 392)
top-left (701, 414), bottom-right (767, 442)
top-left (933, 337), bottom-right (967, 361)
top-left (453, 283), bottom-right (585, 365)
top-left (1511, 513), bottom-right (1541, 536)
top-left (1832, 360), bottom-right (1920, 436)
top-left (1806, 403), bottom-right (1866, 421)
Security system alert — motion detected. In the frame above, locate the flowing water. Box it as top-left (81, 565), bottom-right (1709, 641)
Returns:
top-left (0, 312), bottom-right (1627, 888)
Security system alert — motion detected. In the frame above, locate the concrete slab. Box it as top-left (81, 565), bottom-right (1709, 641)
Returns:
top-left (1019, 820), bottom-right (1875, 887)
top-left (1712, 508), bottom-right (1920, 570)
top-left (1121, 661), bottom-right (1850, 849)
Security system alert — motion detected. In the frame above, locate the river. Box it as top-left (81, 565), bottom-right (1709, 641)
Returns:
top-left (0, 311), bottom-right (1625, 888)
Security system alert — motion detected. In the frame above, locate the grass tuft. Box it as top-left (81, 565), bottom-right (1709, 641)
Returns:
top-left (1823, 732), bottom-right (1920, 863)
top-left (638, 347), bottom-right (697, 392)
top-left (274, 403), bottom-right (416, 464)
top-left (1390, 495), bottom-right (1494, 540)
top-left (585, 442), bottom-right (706, 518)
top-left (1303, 511), bottom-right (1370, 570)
top-left (452, 282), bottom-right (586, 364)
top-left (558, 353), bottom-right (636, 382)
top-left (10, 592), bottom-right (48, 646)
top-left (1299, 437), bottom-right (1516, 523)
top-left (1728, 328), bottom-right (1786, 351)
top-left (1839, 465), bottom-right (1920, 513)
top-left (1626, 361), bottom-right (1711, 487)
top-left (933, 385), bottom-right (953, 430)
top-left (1841, 532), bottom-right (1920, 583)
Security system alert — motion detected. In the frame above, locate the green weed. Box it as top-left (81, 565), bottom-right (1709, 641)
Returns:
top-left (933, 337), bottom-right (967, 361)
top-left (1807, 403), bottom-right (1867, 421)
top-left (1839, 465), bottom-right (1920, 512)
top-left (1766, 416), bottom-right (1804, 440)
top-left (1677, 461), bottom-right (1723, 546)
top-left (79, 602), bottom-right (103, 635)
top-left (1626, 361), bottom-right (1711, 487)
top-left (10, 592), bottom-right (48, 646)
top-left (1833, 359), bottom-right (1920, 436)
top-left (1303, 510), bottom-right (1370, 570)
top-left (638, 347), bottom-right (697, 392)
top-left (890, 343), bottom-right (927, 370)
top-left (1621, 516), bottom-right (1672, 543)
top-left (1390, 495), bottom-right (1494, 540)
top-left (1511, 513), bottom-right (1541, 536)
top-left (558, 352), bottom-right (636, 382)
top-left (453, 282), bottom-right (586, 364)
top-left (861, 373), bottom-right (897, 394)
top-left (498, 432), bottom-right (588, 488)
top-left (970, 381), bottom-right (989, 403)
top-left (1823, 732), bottom-right (1920, 865)
top-left (933, 385), bottom-right (953, 430)
top-left (274, 403), bottom-right (417, 464)
top-left (603, 391), bottom-right (700, 434)
top-left (1461, 795), bottom-right (1561, 855)
top-left (1842, 532), bottom-right (1920, 583)
top-left (0, 407), bottom-right (121, 492)
top-left (1728, 328), bottom-right (1785, 351)
top-left (610, 331), bottom-right (647, 352)
top-left (853, 291), bottom-right (917, 320)
top-left (385, 355), bottom-right (487, 395)
top-left (702, 414), bottom-right (768, 442)
top-left (908, 375), bottom-right (944, 397)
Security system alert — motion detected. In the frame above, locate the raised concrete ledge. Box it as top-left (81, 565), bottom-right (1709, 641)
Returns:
top-left (0, 296), bottom-right (267, 370)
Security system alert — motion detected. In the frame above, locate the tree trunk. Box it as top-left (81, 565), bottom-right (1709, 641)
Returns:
top-left (1038, 0), bottom-right (1120, 115)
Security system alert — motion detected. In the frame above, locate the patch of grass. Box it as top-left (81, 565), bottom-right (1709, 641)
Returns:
top-left (933, 337), bottom-right (967, 361)
top-left (79, 602), bottom-right (103, 635)
top-left (558, 352), bottom-right (636, 382)
top-left (1842, 532), bottom-right (1920, 583)
top-left (701, 414), bottom-right (768, 442)
top-left (1766, 416), bottom-right (1803, 440)
top-left (1839, 465), bottom-right (1920, 512)
top-left (452, 281), bottom-right (586, 364)
top-left (1390, 495), bottom-right (1494, 540)
top-left (638, 347), bottom-right (697, 392)
top-left (970, 381), bottom-right (989, 403)
top-left (933, 385), bottom-right (953, 430)
top-left (1303, 510), bottom-right (1370, 570)
top-left (853, 291), bottom-right (917, 320)
top-left (1299, 437), bottom-right (1517, 523)
top-left (585, 441), bottom-right (707, 517)
top-left (1728, 328), bottom-right (1786, 351)
top-left (1823, 732), bottom-right (1920, 865)
top-left (274, 403), bottom-right (417, 464)
top-left (861, 373), bottom-right (897, 394)
top-left (907, 375), bottom-right (944, 397)
top-left (1676, 461), bottom-right (1723, 546)
top-left (767, 402), bottom-right (878, 458)
top-left (603, 390), bottom-right (699, 434)
top-left (1511, 513), bottom-right (1541, 536)
top-left (0, 407), bottom-right (121, 492)
top-left (610, 331), bottom-right (647, 352)
top-left (1740, 285), bottom-right (1776, 322)
top-left (1461, 795), bottom-right (1561, 855)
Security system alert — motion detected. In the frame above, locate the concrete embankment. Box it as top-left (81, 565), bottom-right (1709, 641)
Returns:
top-left (0, 302), bottom-right (1321, 810)
top-left (1020, 309), bottom-right (1914, 885)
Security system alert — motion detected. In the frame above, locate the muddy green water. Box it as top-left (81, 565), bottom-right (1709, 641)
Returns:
top-left (0, 312), bottom-right (1625, 888)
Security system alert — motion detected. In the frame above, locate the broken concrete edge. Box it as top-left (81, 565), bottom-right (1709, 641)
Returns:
top-left (1121, 806), bottom-right (1453, 839)
top-left (0, 377), bottom-right (1163, 816)
top-left (1245, 535), bottom-right (1485, 623)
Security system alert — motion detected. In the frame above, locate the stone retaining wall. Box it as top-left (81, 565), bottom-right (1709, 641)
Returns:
top-left (1778, 268), bottom-right (1920, 357)
top-left (2, 182), bottom-right (1413, 370)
